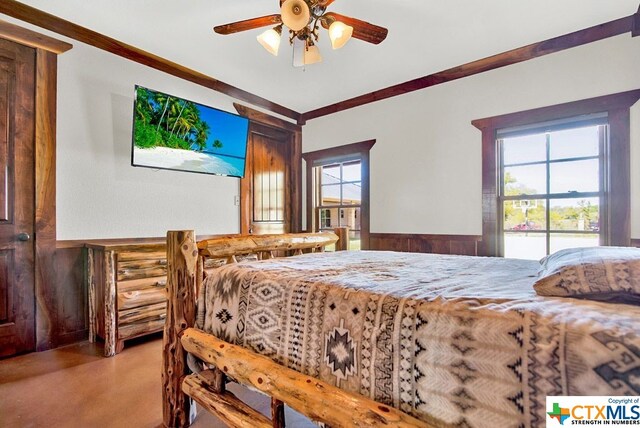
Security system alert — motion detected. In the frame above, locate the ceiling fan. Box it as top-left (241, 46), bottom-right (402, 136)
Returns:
top-left (213, 0), bottom-right (388, 67)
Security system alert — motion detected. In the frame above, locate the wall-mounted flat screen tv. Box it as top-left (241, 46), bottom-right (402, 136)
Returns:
top-left (131, 85), bottom-right (250, 178)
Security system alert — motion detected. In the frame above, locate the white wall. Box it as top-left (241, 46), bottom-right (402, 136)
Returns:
top-left (53, 41), bottom-right (243, 240)
top-left (303, 35), bottom-right (640, 239)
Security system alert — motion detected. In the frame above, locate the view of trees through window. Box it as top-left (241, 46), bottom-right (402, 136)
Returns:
top-left (314, 160), bottom-right (362, 250)
top-left (500, 123), bottom-right (605, 259)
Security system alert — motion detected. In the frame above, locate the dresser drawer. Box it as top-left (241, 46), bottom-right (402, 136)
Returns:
top-left (117, 258), bottom-right (167, 281)
top-left (117, 249), bottom-right (165, 262)
top-left (118, 287), bottom-right (167, 311)
top-left (118, 276), bottom-right (167, 293)
top-left (118, 302), bottom-right (166, 340)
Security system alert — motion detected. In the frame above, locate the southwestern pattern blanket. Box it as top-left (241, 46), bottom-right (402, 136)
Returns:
top-left (196, 251), bottom-right (640, 427)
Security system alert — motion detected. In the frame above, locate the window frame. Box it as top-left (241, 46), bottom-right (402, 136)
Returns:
top-left (499, 121), bottom-right (606, 258)
top-left (472, 90), bottom-right (640, 257)
top-left (315, 159), bottom-right (363, 237)
top-left (302, 140), bottom-right (376, 249)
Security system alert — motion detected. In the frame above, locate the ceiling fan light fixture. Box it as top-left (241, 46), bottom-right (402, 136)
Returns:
top-left (281, 0), bottom-right (311, 32)
top-left (257, 25), bottom-right (282, 56)
top-left (328, 21), bottom-right (353, 49)
top-left (304, 42), bottom-right (322, 65)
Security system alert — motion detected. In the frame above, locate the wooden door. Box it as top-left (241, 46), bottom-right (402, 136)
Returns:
top-left (241, 123), bottom-right (292, 235)
top-left (0, 39), bottom-right (36, 358)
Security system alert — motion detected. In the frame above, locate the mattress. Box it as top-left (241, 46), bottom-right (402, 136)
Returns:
top-left (196, 250), bottom-right (640, 427)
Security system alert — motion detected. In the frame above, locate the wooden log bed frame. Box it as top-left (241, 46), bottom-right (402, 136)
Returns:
top-left (162, 230), bottom-right (434, 428)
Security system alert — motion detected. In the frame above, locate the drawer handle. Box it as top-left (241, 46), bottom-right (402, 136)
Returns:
top-left (155, 280), bottom-right (167, 287)
top-left (157, 260), bottom-right (167, 266)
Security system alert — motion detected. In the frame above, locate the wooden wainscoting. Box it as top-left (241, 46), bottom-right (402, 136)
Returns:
top-left (53, 242), bottom-right (88, 346)
top-left (369, 233), bottom-right (481, 256)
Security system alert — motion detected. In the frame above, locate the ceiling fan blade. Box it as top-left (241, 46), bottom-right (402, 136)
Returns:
top-left (321, 12), bottom-right (388, 45)
top-left (214, 14), bottom-right (282, 35)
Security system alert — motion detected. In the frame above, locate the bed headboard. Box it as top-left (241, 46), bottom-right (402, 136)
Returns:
top-left (197, 232), bottom-right (339, 259)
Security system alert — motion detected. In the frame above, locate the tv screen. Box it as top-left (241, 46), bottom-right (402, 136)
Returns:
top-left (131, 85), bottom-right (250, 178)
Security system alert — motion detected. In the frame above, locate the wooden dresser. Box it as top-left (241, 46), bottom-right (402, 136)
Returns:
top-left (85, 241), bottom-right (167, 356)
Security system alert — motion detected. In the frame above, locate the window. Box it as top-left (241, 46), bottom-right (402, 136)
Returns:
top-left (499, 120), bottom-right (606, 259)
top-left (316, 160), bottom-right (363, 249)
top-left (320, 209), bottom-right (332, 228)
top-left (473, 90), bottom-right (640, 258)
top-left (302, 140), bottom-right (376, 250)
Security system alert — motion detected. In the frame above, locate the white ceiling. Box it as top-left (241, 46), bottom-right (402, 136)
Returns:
top-left (16, 0), bottom-right (640, 112)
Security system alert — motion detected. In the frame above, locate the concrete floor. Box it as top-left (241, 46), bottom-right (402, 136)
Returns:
top-left (0, 335), bottom-right (314, 428)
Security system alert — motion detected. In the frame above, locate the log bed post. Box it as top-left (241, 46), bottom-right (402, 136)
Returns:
top-left (163, 230), bottom-right (198, 428)
top-left (334, 227), bottom-right (350, 251)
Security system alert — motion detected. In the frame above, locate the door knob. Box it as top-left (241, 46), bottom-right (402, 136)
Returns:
top-left (17, 232), bottom-right (30, 242)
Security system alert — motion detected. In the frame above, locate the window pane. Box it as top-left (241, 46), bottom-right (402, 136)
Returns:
top-left (504, 165), bottom-right (546, 195)
top-left (549, 126), bottom-right (599, 160)
top-left (321, 184), bottom-right (340, 205)
top-left (502, 133), bottom-right (546, 165)
top-left (549, 159), bottom-right (599, 194)
top-left (504, 199), bottom-right (546, 231)
top-left (342, 161), bottom-right (361, 182)
top-left (504, 233), bottom-right (546, 260)
top-left (341, 182), bottom-right (361, 205)
top-left (549, 198), bottom-right (599, 231)
top-left (550, 233), bottom-right (599, 254)
top-left (321, 165), bottom-right (341, 184)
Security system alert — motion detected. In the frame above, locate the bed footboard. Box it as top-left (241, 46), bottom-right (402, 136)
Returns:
top-left (162, 229), bottom-right (434, 428)
top-left (181, 328), bottom-right (431, 427)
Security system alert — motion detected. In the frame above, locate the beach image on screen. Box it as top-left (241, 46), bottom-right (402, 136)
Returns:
top-left (132, 86), bottom-right (249, 177)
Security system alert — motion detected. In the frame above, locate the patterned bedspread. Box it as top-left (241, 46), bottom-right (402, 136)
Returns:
top-left (196, 251), bottom-right (640, 427)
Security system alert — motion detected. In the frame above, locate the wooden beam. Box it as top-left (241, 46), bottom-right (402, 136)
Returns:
top-left (163, 230), bottom-right (198, 428)
top-left (301, 15), bottom-right (636, 122)
top-left (181, 328), bottom-right (436, 428)
top-left (234, 103), bottom-right (301, 133)
top-left (0, 19), bottom-right (71, 53)
top-left (0, 0), bottom-right (301, 122)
